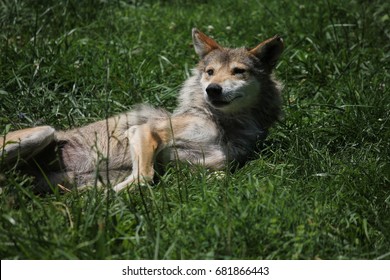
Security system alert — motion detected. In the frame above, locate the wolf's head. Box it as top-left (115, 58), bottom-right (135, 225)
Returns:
top-left (192, 28), bottom-right (283, 113)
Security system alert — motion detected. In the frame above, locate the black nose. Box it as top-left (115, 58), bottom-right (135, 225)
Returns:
top-left (206, 83), bottom-right (223, 99)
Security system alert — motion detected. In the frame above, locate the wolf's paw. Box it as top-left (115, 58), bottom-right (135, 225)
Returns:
top-left (112, 174), bottom-right (151, 193)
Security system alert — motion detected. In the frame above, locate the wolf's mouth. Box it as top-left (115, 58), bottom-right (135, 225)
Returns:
top-left (210, 100), bottom-right (231, 107)
top-left (209, 96), bottom-right (242, 108)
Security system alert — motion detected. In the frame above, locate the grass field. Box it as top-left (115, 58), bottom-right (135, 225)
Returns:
top-left (0, 0), bottom-right (389, 259)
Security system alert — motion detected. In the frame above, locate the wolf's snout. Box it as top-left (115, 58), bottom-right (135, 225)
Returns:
top-left (206, 83), bottom-right (223, 99)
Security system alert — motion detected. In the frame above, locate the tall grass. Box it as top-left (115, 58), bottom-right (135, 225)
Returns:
top-left (0, 0), bottom-right (389, 259)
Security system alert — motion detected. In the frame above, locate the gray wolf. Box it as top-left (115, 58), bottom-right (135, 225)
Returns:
top-left (0, 28), bottom-right (284, 192)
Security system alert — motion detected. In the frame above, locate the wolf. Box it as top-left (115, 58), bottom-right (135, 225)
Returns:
top-left (0, 28), bottom-right (283, 193)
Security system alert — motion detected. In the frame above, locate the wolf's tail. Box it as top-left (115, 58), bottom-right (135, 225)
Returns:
top-left (0, 126), bottom-right (55, 167)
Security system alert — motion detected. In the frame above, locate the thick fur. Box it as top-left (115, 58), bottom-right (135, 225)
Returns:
top-left (0, 29), bottom-right (283, 192)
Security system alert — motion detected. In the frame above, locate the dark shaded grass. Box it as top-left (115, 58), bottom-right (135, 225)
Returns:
top-left (0, 0), bottom-right (389, 259)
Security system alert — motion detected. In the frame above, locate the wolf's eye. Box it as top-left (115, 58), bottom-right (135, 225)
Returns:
top-left (206, 69), bottom-right (214, 76)
top-left (232, 68), bottom-right (246, 75)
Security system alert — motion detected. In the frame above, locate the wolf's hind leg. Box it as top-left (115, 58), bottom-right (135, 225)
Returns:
top-left (0, 126), bottom-right (55, 165)
top-left (113, 124), bottom-right (162, 192)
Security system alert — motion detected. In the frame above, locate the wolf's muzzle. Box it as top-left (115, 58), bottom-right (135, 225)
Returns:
top-left (206, 83), bottom-right (223, 99)
top-left (206, 83), bottom-right (228, 107)
top-left (206, 83), bottom-right (236, 108)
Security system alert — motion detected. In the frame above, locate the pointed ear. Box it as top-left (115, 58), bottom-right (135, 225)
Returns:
top-left (192, 28), bottom-right (222, 58)
top-left (249, 35), bottom-right (284, 68)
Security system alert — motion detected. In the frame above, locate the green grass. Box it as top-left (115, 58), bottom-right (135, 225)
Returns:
top-left (0, 0), bottom-right (389, 259)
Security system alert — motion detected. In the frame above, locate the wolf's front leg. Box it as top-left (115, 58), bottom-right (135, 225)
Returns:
top-left (113, 123), bottom-right (165, 192)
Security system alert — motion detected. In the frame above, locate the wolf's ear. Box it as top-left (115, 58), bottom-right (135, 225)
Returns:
top-left (249, 35), bottom-right (284, 69)
top-left (192, 28), bottom-right (222, 58)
